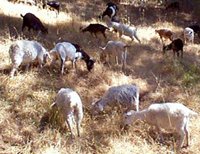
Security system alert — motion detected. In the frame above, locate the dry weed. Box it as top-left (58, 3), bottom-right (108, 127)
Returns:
top-left (0, 0), bottom-right (200, 154)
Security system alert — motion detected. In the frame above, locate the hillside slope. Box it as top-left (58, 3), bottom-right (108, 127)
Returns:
top-left (0, 0), bottom-right (200, 153)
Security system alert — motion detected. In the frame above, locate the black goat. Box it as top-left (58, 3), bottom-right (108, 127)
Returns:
top-left (73, 44), bottom-right (95, 71)
top-left (163, 38), bottom-right (184, 58)
top-left (21, 13), bottom-right (48, 34)
top-left (81, 24), bottom-right (109, 38)
top-left (43, 1), bottom-right (60, 15)
top-left (99, 2), bottom-right (119, 20)
top-left (166, 1), bottom-right (180, 10)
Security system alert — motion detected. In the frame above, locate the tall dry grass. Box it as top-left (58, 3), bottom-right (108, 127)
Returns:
top-left (0, 0), bottom-right (200, 153)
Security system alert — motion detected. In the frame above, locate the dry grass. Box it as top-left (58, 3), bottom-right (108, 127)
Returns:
top-left (0, 0), bottom-right (200, 153)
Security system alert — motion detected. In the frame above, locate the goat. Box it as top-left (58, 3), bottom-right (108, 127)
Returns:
top-left (163, 38), bottom-right (184, 58)
top-left (99, 40), bottom-right (130, 72)
top-left (50, 42), bottom-right (95, 74)
top-left (43, 1), bottom-right (60, 15)
top-left (80, 24), bottom-right (109, 39)
top-left (51, 88), bottom-right (83, 138)
top-left (21, 13), bottom-right (48, 34)
top-left (184, 27), bottom-right (194, 44)
top-left (99, 2), bottom-right (119, 20)
top-left (92, 84), bottom-right (139, 115)
top-left (106, 19), bottom-right (141, 43)
top-left (9, 40), bottom-right (51, 77)
top-left (155, 29), bottom-right (173, 43)
top-left (123, 102), bottom-right (198, 151)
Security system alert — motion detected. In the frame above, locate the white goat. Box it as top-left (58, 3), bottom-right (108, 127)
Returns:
top-left (123, 102), bottom-right (198, 151)
top-left (92, 84), bottom-right (140, 114)
top-left (9, 40), bottom-right (51, 77)
top-left (106, 19), bottom-right (141, 43)
top-left (184, 27), bottom-right (194, 44)
top-left (99, 40), bottom-right (129, 72)
top-left (51, 88), bottom-right (83, 138)
top-left (50, 42), bottom-right (95, 75)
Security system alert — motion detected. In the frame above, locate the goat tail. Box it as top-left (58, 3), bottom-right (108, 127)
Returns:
top-left (20, 14), bottom-right (24, 18)
top-left (80, 26), bottom-right (86, 32)
top-left (105, 26), bottom-right (110, 30)
top-left (50, 102), bottom-right (57, 109)
top-left (99, 46), bottom-right (106, 50)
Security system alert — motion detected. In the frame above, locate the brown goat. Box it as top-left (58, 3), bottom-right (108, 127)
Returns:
top-left (155, 29), bottom-right (173, 43)
top-left (81, 24), bottom-right (109, 39)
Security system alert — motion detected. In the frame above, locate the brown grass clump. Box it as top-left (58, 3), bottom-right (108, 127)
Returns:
top-left (0, 0), bottom-right (200, 153)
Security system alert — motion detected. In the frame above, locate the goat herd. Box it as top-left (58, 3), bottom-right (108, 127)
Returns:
top-left (5, 1), bottom-right (200, 152)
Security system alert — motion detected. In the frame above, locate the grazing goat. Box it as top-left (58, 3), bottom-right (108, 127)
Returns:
top-left (163, 38), bottom-right (184, 58)
top-left (165, 1), bottom-right (180, 11)
top-left (50, 42), bottom-right (95, 74)
top-left (9, 40), bottom-right (51, 77)
top-left (21, 13), bottom-right (48, 34)
top-left (92, 84), bottom-right (140, 115)
top-left (184, 27), bottom-right (194, 44)
top-left (51, 88), bottom-right (83, 138)
top-left (99, 41), bottom-right (129, 72)
top-left (123, 102), bottom-right (198, 151)
top-left (99, 2), bottom-right (119, 20)
top-left (43, 1), bottom-right (60, 15)
top-left (106, 19), bottom-right (141, 43)
top-left (155, 29), bottom-right (173, 43)
top-left (81, 24), bottom-right (109, 39)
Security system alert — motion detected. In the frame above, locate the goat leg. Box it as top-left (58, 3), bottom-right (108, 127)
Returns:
top-left (66, 117), bottom-right (75, 139)
top-left (60, 59), bottom-right (65, 75)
